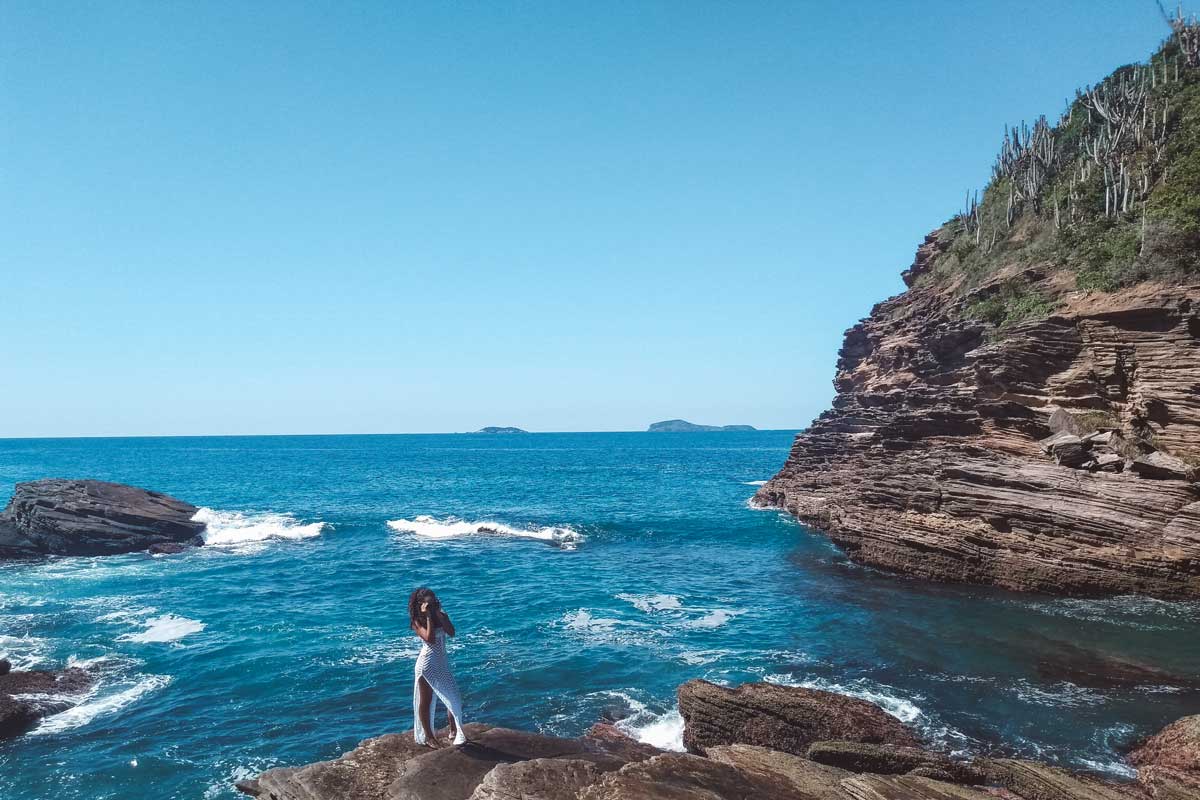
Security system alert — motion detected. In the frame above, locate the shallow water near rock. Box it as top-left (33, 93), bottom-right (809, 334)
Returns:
top-left (0, 431), bottom-right (1197, 798)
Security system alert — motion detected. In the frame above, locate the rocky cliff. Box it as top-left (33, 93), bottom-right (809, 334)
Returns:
top-left (755, 259), bottom-right (1200, 598)
top-left (755, 24), bottom-right (1200, 599)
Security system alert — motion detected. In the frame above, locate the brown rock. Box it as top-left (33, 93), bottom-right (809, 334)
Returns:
top-left (677, 680), bottom-right (918, 757)
top-left (1130, 452), bottom-right (1196, 481)
top-left (1129, 714), bottom-right (1200, 775)
top-left (577, 752), bottom-right (802, 800)
top-left (468, 758), bottom-right (605, 800)
top-left (1136, 765), bottom-right (1200, 800)
top-left (705, 743), bottom-right (854, 797)
top-left (977, 758), bottom-right (1135, 800)
top-left (240, 723), bottom-right (661, 800)
top-left (754, 265), bottom-right (1200, 599)
top-left (805, 741), bottom-right (984, 784)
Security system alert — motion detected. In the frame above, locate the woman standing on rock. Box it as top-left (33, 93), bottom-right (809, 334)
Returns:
top-left (409, 587), bottom-right (467, 747)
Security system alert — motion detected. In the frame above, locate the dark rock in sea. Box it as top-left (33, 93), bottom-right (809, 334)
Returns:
top-left (676, 679), bottom-right (918, 757)
top-left (0, 479), bottom-right (206, 558)
top-left (754, 260), bottom-right (1200, 598)
top-left (0, 658), bottom-right (10, 676)
top-left (0, 666), bottom-right (93, 738)
top-left (472, 427), bottom-right (529, 434)
top-left (148, 542), bottom-right (190, 555)
top-left (647, 419), bottom-right (757, 432)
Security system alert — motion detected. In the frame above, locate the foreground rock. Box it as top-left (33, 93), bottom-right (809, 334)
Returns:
top-left (1129, 714), bottom-right (1200, 776)
top-left (676, 679), bottom-right (919, 756)
top-left (0, 665), bottom-right (93, 738)
top-left (0, 479), bottom-right (206, 558)
top-left (754, 264), bottom-right (1200, 598)
top-left (237, 681), bottom-right (1192, 799)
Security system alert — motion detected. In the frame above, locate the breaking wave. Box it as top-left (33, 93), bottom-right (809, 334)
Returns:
top-left (193, 508), bottom-right (328, 549)
top-left (32, 674), bottom-right (172, 736)
top-left (387, 515), bottom-right (583, 550)
top-left (590, 690), bottom-right (685, 752)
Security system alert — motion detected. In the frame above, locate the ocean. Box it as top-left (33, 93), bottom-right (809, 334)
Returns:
top-left (0, 431), bottom-right (1197, 798)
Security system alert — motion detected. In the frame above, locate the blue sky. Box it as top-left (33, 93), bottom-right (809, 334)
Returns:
top-left (0, 2), bottom-right (1175, 436)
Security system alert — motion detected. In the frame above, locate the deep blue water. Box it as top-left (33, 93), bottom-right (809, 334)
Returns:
top-left (1, 432), bottom-right (1198, 799)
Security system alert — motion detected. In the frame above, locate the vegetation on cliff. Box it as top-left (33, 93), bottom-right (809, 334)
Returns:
top-left (915, 7), bottom-right (1200, 321)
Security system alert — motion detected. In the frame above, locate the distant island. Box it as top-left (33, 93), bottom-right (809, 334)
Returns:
top-left (647, 419), bottom-right (757, 433)
top-left (471, 426), bottom-right (529, 434)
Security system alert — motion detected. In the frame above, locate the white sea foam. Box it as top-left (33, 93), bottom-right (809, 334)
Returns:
top-left (1010, 680), bottom-right (1108, 708)
top-left (616, 593), bottom-right (683, 613)
top-left (387, 515), bottom-right (583, 550)
top-left (591, 691), bottom-right (685, 752)
top-left (31, 674), bottom-right (171, 735)
top-left (562, 610), bottom-right (621, 632)
top-left (766, 675), bottom-right (924, 725)
top-left (0, 634), bottom-right (50, 670)
top-left (742, 480), bottom-right (768, 486)
top-left (1074, 759), bottom-right (1136, 779)
top-left (117, 614), bottom-right (205, 644)
top-left (678, 649), bottom-right (732, 666)
top-left (683, 608), bottom-right (744, 629)
top-left (193, 508), bottom-right (328, 548)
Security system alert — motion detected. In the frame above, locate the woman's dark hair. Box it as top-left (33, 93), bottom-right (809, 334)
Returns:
top-left (409, 587), bottom-right (440, 631)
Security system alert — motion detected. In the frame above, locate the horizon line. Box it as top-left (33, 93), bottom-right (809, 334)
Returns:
top-left (0, 428), bottom-right (805, 442)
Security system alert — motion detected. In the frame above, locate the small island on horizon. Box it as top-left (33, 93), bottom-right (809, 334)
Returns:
top-left (470, 426), bottom-right (530, 434)
top-left (647, 419), bottom-right (757, 433)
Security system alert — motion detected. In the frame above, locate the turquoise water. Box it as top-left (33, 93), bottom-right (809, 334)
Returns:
top-left (1, 432), bottom-right (1197, 798)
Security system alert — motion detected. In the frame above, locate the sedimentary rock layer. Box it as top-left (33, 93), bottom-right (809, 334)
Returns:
top-left (756, 252), bottom-right (1200, 598)
top-left (236, 681), bottom-right (1188, 799)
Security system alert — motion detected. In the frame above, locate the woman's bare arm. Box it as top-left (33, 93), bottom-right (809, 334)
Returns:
top-left (413, 615), bottom-right (437, 645)
top-left (438, 610), bottom-right (456, 637)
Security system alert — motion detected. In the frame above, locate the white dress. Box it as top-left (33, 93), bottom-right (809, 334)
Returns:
top-left (413, 628), bottom-right (466, 745)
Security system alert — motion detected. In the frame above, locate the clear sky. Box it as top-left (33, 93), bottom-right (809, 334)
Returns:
top-left (0, 1), bottom-right (1175, 437)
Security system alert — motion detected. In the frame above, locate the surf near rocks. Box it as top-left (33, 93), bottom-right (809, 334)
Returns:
top-left (237, 679), bottom-right (1198, 799)
top-left (0, 659), bottom-right (94, 738)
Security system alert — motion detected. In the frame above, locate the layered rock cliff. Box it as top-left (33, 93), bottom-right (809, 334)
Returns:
top-left (755, 26), bottom-right (1200, 599)
top-left (755, 251), bottom-right (1200, 597)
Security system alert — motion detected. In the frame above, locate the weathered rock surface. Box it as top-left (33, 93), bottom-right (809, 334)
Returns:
top-left (805, 741), bottom-right (984, 784)
top-left (677, 679), bottom-right (919, 756)
top-left (1129, 714), bottom-right (1200, 776)
top-left (236, 682), bottom-right (1192, 799)
top-left (0, 479), bottom-right (206, 558)
top-left (755, 256), bottom-right (1200, 598)
top-left (0, 666), bottom-right (93, 738)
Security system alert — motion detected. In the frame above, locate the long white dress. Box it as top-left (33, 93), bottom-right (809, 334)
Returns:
top-left (413, 628), bottom-right (466, 745)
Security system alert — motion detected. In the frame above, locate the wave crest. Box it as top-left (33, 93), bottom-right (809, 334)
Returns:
top-left (387, 515), bottom-right (583, 550)
top-left (193, 508), bottom-right (328, 548)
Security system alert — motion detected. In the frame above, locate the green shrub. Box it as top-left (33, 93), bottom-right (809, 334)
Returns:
top-left (966, 280), bottom-right (1055, 328)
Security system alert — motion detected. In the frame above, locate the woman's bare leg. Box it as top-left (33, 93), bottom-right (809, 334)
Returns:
top-left (417, 676), bottom-right (441, 746)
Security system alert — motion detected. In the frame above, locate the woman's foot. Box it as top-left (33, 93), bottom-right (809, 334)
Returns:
top-left (452, 728), bottom-right (467, 746)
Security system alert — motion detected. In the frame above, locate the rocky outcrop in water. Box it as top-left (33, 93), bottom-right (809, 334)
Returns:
top-left (0, 479), bottom-right (206, 558)
top-left (0, 663), bottom-right (93, 738)
top-left (236, 680), bottom-right (1185, 799)
top-left (754, 262), bottom-right (1200, 598)
top-left (676, 679), bottom-right (919, 755)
